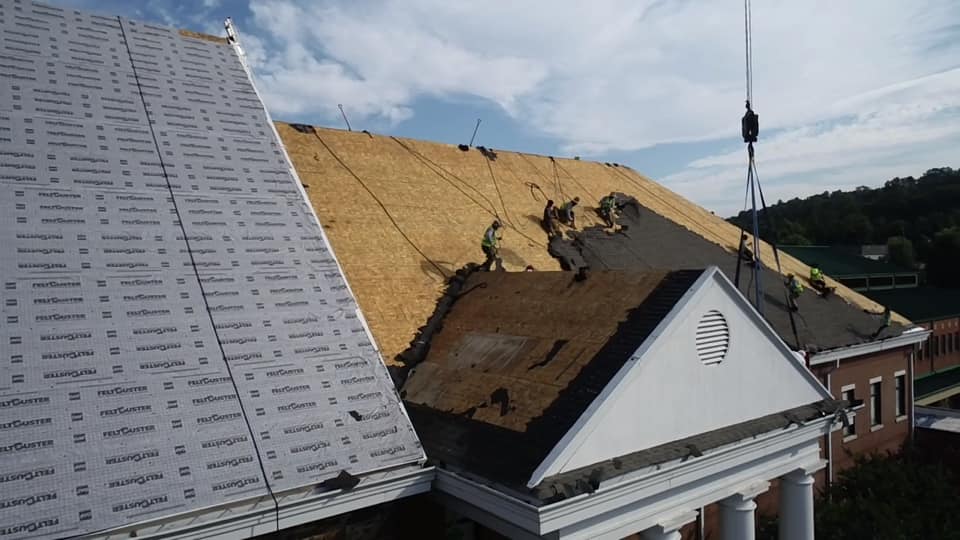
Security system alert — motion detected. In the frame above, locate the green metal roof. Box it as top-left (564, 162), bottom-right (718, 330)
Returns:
top-left (781, 245), bottom-right (911, 277)
top-left (864, 287), bottom-right (960, 322)
top-left (916, 365), bottom-right (960, 399)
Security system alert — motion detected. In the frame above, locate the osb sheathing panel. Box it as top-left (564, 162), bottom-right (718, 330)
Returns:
top-left (276, 123), bottom-right (901, 364)
top-left (402, 271), bottom-right (668, 432)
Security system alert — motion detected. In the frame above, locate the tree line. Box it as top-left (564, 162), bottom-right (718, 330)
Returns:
top-left (728, 167), bottom-right (960, 287)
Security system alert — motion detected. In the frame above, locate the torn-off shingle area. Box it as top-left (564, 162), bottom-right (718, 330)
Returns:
top-left (548, 197), bottom-right (904, 352)
top-left (402, 269), bottom-right (704, 491)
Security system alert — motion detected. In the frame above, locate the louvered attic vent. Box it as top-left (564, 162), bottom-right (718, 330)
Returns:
top-left (696, 310), bottom-right (729, 365)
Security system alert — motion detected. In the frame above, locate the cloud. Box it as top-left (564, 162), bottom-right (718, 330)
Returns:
top-left (242, 0), bottom-right (960, 149)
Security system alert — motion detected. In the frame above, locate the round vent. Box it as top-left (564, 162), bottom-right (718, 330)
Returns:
top-left (696, 310), bottom-right (729, 365)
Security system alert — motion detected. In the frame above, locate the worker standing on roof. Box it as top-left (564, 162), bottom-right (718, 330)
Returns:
top-left (559, 197), bottom-right (580, 229)
top-left (871, 306), bottom-right (892, 339)
top-left (480, 220), bottom-right (502, 271)
top-left (542, 199), bottom-right (560, 238)
top-left (599, 195), bottom-right (618, 228)
top-left (786, 273), bottom-right (803, 311)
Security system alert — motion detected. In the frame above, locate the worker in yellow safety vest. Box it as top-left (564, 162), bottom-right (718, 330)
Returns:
top-left (480, 220), bottom-right (502, 271)
top-left (810, 263), bottom-right (826, 289)
top-left (786, 273), bottom-right (803, 311)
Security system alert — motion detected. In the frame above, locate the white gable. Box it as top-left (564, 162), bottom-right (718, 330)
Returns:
top-left (528, 267), bottom-right (831, 487)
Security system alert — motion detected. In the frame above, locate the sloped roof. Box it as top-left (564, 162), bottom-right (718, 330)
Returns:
top-left (781, 245), bottom-right (912, 277)
top-left (0, 3), bottom-right (420, 537)
top-left (402, 269), bottom-right (703, 490)
top-left (276, 124), bottom-right (907, 363)
top-left (864, 286), bottom-right (960, 322)
top-left (548, 199), bottom-right (907, 351)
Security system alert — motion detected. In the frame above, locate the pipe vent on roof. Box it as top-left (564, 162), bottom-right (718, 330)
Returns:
top-left (696, 310), bottom-right (729, 365)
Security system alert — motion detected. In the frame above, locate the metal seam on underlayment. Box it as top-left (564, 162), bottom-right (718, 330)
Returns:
top-left (115, 17), bottom-right (281, 534)
top-left (312, 131), bottom-right (450, 280)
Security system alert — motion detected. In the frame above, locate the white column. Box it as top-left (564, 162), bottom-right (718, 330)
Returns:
top-left (720, 482), bottom-right (768, 540)
top-left (641, 510), bottom-right (698, 540)
top-left (779, 469), bottom-right (815, 540)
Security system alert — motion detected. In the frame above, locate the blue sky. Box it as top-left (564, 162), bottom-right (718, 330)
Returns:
top-left (53, 0), bottom-right (960, 216)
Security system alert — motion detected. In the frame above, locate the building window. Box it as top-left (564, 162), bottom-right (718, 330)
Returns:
top-left (895, 372), bottom-right (907, 421)
top-left (870, 378), bottom-right (883, 429)
top-left (842, 384), bottom-right (857, 440)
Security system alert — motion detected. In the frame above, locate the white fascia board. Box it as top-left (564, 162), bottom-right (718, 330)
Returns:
top-left (99, 467), bottom-right (434, 540)
top-left (810, 329), bottom-right (931, 366)
top-left (525, 268), bottom-right (715, 488)
top-left (226, 28), bottom-right (426, 462)
top-left (539, 418), bottom-right (832, 536)
top-left (437, 416), bottom-right (833, 538)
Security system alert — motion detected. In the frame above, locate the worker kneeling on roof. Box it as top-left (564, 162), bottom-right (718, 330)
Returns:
top-left (559, 197), bottom-right (580, 229)
top-left (786, 273), bottom-right (803, 311)
top-left (480, 220), bottom-right (503, 272)
top-left (599, 195), bottom-right (618, 228)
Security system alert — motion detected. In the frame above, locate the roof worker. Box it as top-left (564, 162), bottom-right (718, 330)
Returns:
top-left (738, 234), bottom-right (756, 267)
top-left (480, 220), bottom-right (503, 272)
top-left (559, 197), bottom-right (580, 229)
top-left (599, 194), bottom-right (618, 228)
top-left (542, 199), bottom-right (560, 238)
top-left (785, 273), bottom-right (803, 311)
top-left (809, 262), bottom-right (834, 297)
top-left (870, 306), bottom-right (892, 339)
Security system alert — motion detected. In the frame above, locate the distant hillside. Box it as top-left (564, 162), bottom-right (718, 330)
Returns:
top-left (728, 168), bottom-right (960, 280)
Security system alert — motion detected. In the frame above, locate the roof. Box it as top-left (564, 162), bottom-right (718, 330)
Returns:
top-left (916, 365), bottom-right (960, 400)
top-left (864, 286), bottom-right (960, 322)
top-left (547, 198), bottom-right (906, 352)
top-left (275, 123), bottom-right (905, 364)
top-left (0, 3), bottom-right (421, 537)
top-left (402, 269), bottom-right (703, 492)
top-left (781, 245), bottom-right (912, 277)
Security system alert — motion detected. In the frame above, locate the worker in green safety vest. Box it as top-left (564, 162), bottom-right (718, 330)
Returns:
top-left (480, 220), bottom-right (502, 271)
top-left (810, 263), bottom-right (826, 289)
top-left (599, 195), bottom-right (617, 228)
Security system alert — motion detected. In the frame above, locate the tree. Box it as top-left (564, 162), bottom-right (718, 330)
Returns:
top-left (927, 227), bottom-right (960, 287)
top-left (886, 236), bottom-right (915, 269)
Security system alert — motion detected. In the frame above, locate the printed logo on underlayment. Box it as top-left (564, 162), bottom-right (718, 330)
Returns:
top-left (140, 359), bottom-right (186, 370)
top-left (0, 396), bottom-right (50, 409)
top-left (40, 331), bottom-right (92, 341)
top-left (104, 234), bottom-right (144, 242)
top-left (107, 472), bottom-right (164, 489)
top-left (197, 412), bottom-right (242, 425)
top-left (277, 401), bottom-right (316, 413)
top-left (297, 460), bottom-right (338, 474)
top-left (282, 422), bottom-right (323, 435)
top-left (132, 326), bottom-right (178, 335)
top-left (202, 435), bottom-right (248, 449)
top-left (0, 517), bottom-right (59, 537)
top-left (33, 296), bottom-right (83, 305)
top-left (267, 367), bottom-right (304, 378)
top-left (135, 342), bottom-right (181, 352)
top-left (370, 445), bottom-right (407, 458)
top-left (43, 368), bottom-right (97, 379)
top-left (126, 308), bottom-right (171, 317)
top-left (335, 359), bottom-right (368, 370)
top-left (36, 313), bottom-right (85, 322)
top-left (0, 467), bottom-right (55, 484)
top-left (347, 391), bottom-right (382, 402)
top-left (41, 349), bottom-right (94, 360)
top-left (187, 376), bottom-right (232, 387)
top-left (191, 394), bottom-right (238, 406)
top-left (112, 495), bottom-right (168, 513)
top-left (105, 449), bottom-right (160, 465)
top-left (271, 385), bottom-right (310, 395)
top-left (215, 321), bottom-right (251, 330)
top-left (0, 439), bottom-right (54, 454)
top-left (0, 418), bottom-right (52, 431)
top-left (288, 330), bottom-right (321, 340)
top-left (340, 376), bottom-right (376, 386)
top-left (362, 426), bottom-right (399, 440)
top-left (100, 405), bottom-right (152, 417)
top-left (207, 455), bottom-right (255, 470)
top-left (102, 424), bottom-right (156, 439)
top-left (98, 385), bottom-right (148, 397)
top-left (265, 274), bottom-right (297, 281)
top-left (283, 316), bottom-right (319, 325)
top-left (290, 441), bottom-right (330, 454)
top-left (212, 477), bottom-right (260, 492)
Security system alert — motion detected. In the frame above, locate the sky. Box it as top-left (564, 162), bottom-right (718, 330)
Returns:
top-left (53, 0), bottom-right (960, 217)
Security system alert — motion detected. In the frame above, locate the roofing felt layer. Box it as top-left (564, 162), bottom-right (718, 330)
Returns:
top-left (781, 245), bottom-right (912, 277)
top-left (0, 2), bottom-right (420, 537)
top-left (402, 269), bottom-right (703, 491)
top-left (916, 365), bottom-right (960, 400)
top-left (864, 286), bottom-right (960, 322)
top-left (276, 124), bottom-right (905, 364)
top-left (547, 199), bottom-right (906, 351)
